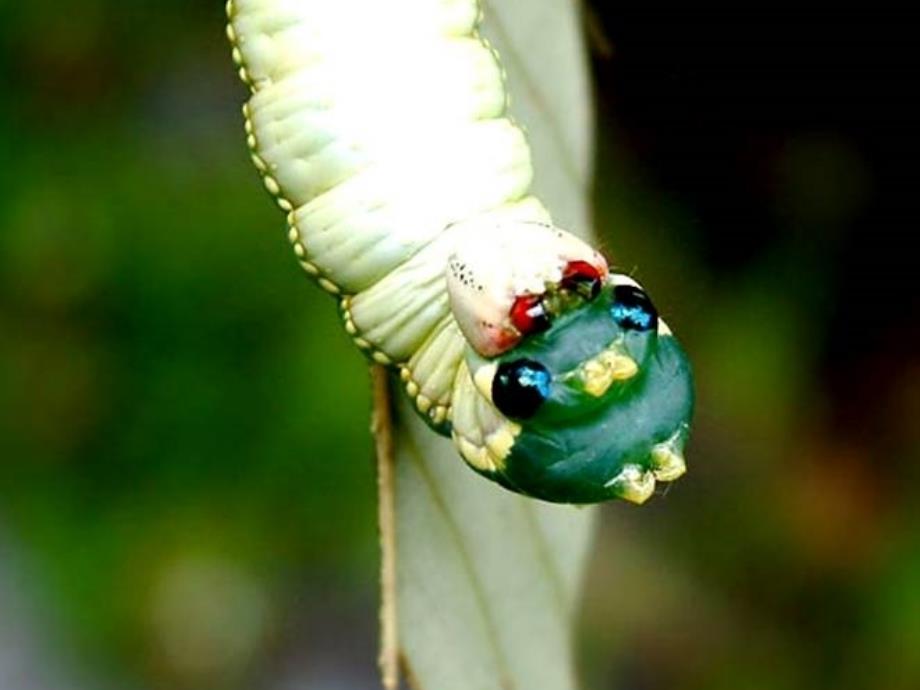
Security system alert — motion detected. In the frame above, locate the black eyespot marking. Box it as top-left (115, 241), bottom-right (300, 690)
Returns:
top-left (492, 359), bottom-right (551, 419)
top-left (611, 284), bottom-right (658, 332)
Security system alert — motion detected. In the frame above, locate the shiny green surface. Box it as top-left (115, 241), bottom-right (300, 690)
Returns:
top-left (468, 282), bottom-right (693, 503)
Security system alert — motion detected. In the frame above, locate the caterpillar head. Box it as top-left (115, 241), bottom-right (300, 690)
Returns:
top-left (447, 222), bottom-right (693, 504)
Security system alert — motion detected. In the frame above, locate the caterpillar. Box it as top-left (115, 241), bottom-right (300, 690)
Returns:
top-left (226, 0), bottom-right (693, 504)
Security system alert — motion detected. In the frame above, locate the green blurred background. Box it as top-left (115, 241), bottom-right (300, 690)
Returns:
top-left (1, 3), bottom-right (917, 689)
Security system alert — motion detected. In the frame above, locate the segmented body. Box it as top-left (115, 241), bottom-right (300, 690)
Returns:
top-left (227, 0), bottom-right (694, 504)
top-left (227, 0), bottom-right (545, 428)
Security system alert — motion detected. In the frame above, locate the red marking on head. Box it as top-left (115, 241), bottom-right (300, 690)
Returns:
top-left (561, 261), bottom-right (602, 299)
top-left (510, 294), bottom-right (551, 336)
top-left (492, 329), bottom-right (520, 353)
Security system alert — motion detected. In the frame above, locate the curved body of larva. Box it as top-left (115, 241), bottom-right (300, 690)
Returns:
top-left (227, 0), bottom-right (695, 504)
top-left (228, 0), bottom-right (546, 420)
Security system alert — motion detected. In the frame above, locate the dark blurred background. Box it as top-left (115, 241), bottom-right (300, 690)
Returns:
top-left (1, 3), bottom-right (917, 689)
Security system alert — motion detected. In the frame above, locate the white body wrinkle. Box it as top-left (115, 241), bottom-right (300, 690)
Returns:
top-left (227, 0), bottom-right (597, 422)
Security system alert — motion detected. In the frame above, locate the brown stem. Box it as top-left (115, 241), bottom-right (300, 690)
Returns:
top-left (371, 365), bottom-right (399, 690)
